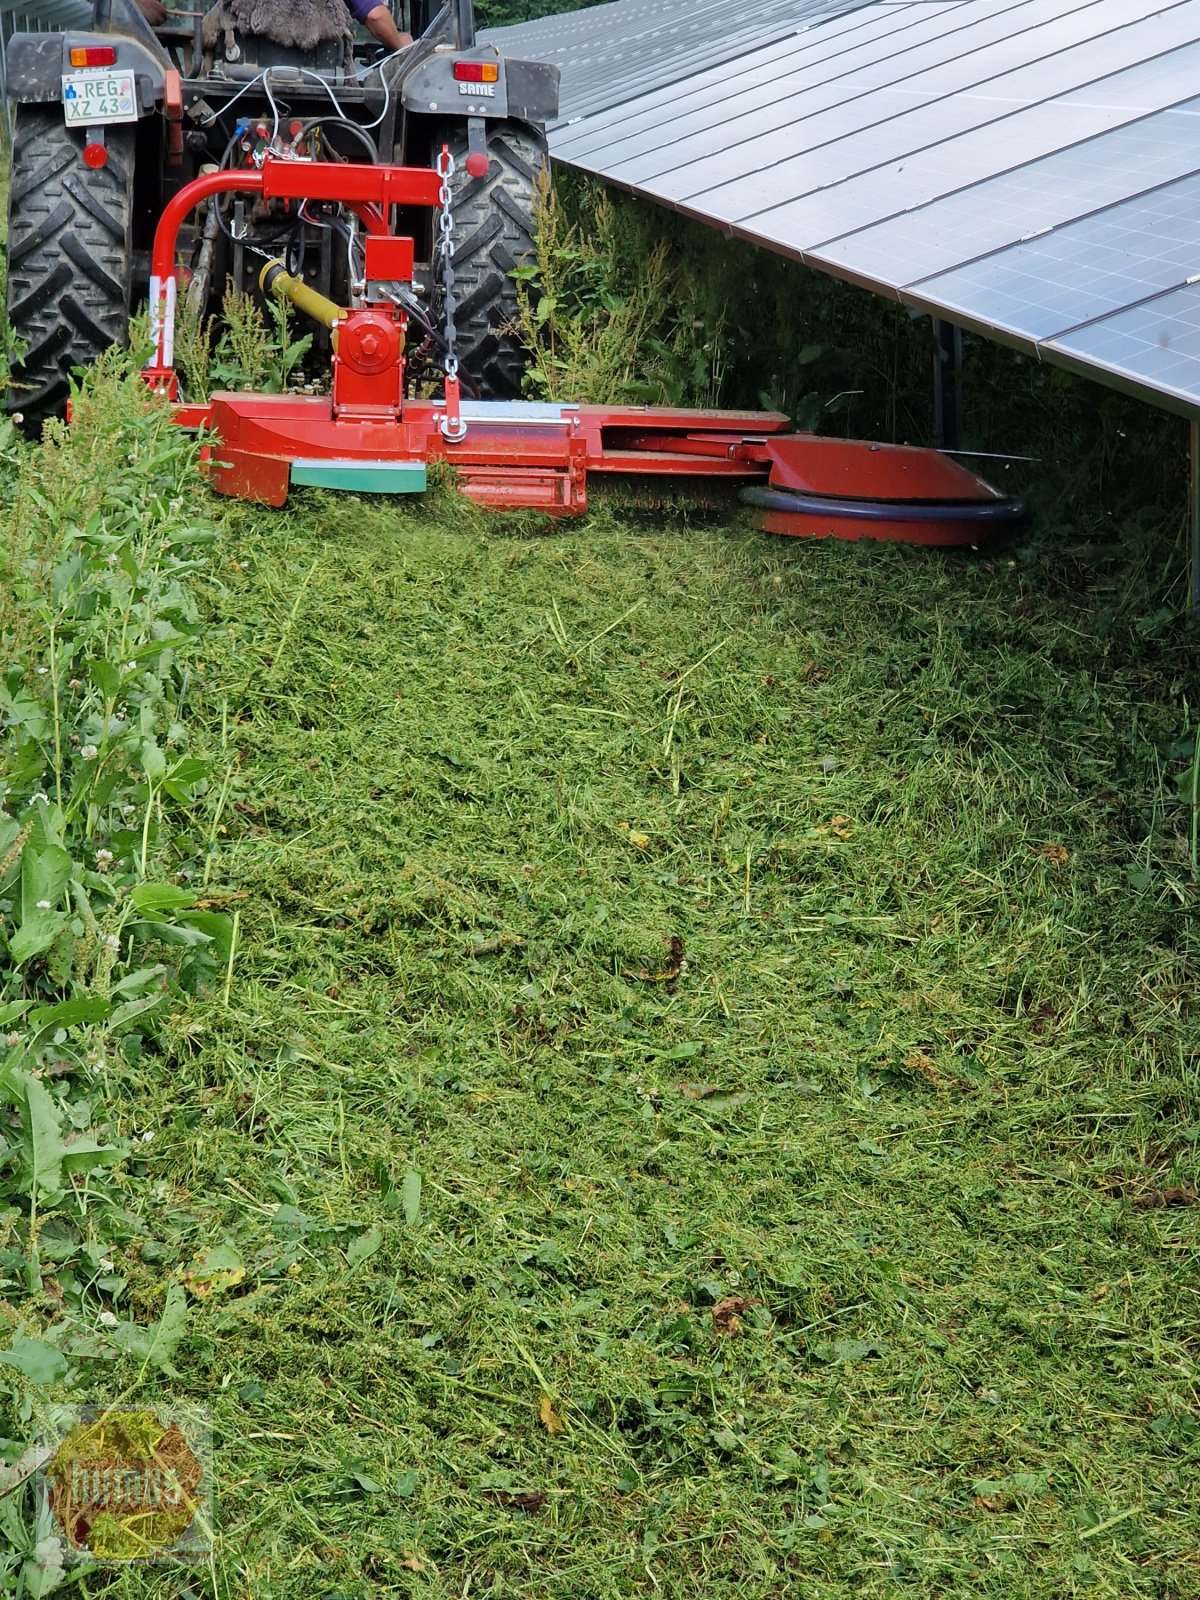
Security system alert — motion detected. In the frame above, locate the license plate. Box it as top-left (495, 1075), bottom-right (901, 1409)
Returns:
top-left (62, 70), bottom-right (137, 126)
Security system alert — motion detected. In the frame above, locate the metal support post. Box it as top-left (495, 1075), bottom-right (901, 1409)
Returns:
top-left (932, 318), bottom-right (962, 451)
top-left (1190, 417), bottom-right (1200, 619)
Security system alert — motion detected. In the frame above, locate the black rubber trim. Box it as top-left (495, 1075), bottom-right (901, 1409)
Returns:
top-left (740, 486), bottom-right (1027, 524)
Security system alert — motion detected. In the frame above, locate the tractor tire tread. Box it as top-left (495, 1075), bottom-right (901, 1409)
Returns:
top-left (5, 106), bottom-right (135, 430)
top-left (438, 123), bottom-right (544, 399)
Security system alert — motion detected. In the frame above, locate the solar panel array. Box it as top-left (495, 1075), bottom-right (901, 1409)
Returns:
top-left (492, 0), bottom-right (1200, 417)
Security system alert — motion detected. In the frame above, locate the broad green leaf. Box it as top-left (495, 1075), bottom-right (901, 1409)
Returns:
top-left (22, 1532), bottom-right (66, 1599)
top-left (0, 1000), bottom-right (31, 1030)
top-left (140, 740), bottom-right (167, 782)
top-left (179, 908), bottom-right (233, 959)
top-left (130, 883), bottom-right (197, 913)
top-left (161, 757), bottom-right (211, 803)
top-left (402, 1170), bottom-right (422, 1226)
top-left (109, 1281), bottom-right (187, 1376)
top-left (111, 963), bottom-right (168, 997)
top-left (346, 1227), bottom-right (383, 1273)
top-left (181, 1242), bottom-right (246, 1297)
top-left (108, 993), bottom-right (169, 1034)
top-left (60, 1136), bottom-right (126, 1176)
top-left (28, 996), bottom-right (112, 1036)
top-left (813, 1336), bottom-right (883, 1364)
top-left (89, 660), bottom-right (121, 698)
top-left (0, 1335), bottom-right (68, 1384)
top-left (10, 844), bottom-right (72, 965)
top-left (21, 1074), bottom-right (65, 1200)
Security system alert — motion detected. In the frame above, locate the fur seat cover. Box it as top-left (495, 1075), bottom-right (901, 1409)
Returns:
top-left (202, 0), bottom-right (352, 51)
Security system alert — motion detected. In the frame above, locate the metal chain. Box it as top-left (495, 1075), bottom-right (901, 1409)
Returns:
top-left (436, 145), bottom-right (458, 384)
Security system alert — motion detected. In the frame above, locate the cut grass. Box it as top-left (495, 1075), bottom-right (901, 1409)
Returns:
top-left (97, 493), bottom-right (1197, 1598)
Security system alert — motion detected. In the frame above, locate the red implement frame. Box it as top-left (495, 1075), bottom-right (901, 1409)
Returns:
top-left (151, 159), bottom-right (1024, 545)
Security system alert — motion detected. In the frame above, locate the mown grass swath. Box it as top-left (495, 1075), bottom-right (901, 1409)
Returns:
top-left (0, 181), bottom-right (1195, 1599)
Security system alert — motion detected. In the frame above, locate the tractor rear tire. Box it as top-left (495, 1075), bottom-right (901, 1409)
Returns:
top-left (5, 106), bottom-right (136, 432)
top-left (437, 122), bottom-right (545, 399)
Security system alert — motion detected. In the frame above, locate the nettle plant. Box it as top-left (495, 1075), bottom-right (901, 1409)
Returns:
top-left (0, 352), bottom-right (230, 1307)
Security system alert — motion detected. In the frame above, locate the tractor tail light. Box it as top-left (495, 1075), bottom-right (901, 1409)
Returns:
top-left (452, 61), bottom-right (499, 82)
top-left (82, 141), bottom-right (108, 168)
top-left (69, 46), bottom-right (117, 67)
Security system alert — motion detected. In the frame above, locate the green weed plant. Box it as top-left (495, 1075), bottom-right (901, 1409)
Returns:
top-left (0, 355), bottom-right (231, 1593)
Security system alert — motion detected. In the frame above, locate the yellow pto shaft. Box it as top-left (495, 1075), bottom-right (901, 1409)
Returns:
top-left (258, 259), bottom-right (343, 330)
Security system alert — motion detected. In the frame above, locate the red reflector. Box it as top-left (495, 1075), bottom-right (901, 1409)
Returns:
top-left (69, 46), bottom-right (117, 67)
top-left (82, 141), bottom-right (108, 169)
top-left (452, 60), bottom-right (499, 82)
top-left (464, 151), bottom-right (490, 179)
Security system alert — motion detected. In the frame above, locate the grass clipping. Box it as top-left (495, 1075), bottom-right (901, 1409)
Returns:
top-left (113, 480), bottom-right (1200, 1599)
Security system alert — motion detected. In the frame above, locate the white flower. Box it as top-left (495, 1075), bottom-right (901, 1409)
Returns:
top-left (80, 745), bottom-right (99, 761)
top-left (140, 1130), bottom-right (154, 1143)
top-left (99, 1257), bottom-right (114, 1271)
top-left (103, 934), bottom-right (120, 952)
top-left (98, 1311), bottom-right (118, 1328)
top-left (35, 899), bottom-right (51, 911)
top-left (106, 554), bottom-right (118, 566)
top-left (6, 1033), bottom-right (21, 1047)
top-left (36, 667), bottom-right (48, 676)
top-left (123, 662), bottom-right (137, 674)
top-left (96, 850), bottom-right (113, 866)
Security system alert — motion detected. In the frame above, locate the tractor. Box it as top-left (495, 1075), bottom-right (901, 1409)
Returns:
top-left (3, 0), bottom-right (558, 427)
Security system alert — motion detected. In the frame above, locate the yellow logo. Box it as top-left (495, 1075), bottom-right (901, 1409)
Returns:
top-left (43, 1408), bottom-right (209, 1563)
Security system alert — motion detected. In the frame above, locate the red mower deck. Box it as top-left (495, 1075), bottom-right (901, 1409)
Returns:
top-left (149, 156), bottom-right (1024, 546)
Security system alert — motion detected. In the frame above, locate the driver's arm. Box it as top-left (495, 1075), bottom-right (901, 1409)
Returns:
top-left (365, 5), bottom-right (412, 49)
top-left (346, 0), bottom-right (412, 51)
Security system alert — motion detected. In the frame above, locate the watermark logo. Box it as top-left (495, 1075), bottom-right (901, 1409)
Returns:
top-left (38, 1406), bottom-right (211, 1564)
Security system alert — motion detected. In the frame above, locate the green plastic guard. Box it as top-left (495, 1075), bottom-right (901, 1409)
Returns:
top-left (290, 460), bottom-right (427, 494)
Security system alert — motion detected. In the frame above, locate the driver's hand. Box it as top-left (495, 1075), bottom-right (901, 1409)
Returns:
top-left (136, 0), bottom-right (168, 23)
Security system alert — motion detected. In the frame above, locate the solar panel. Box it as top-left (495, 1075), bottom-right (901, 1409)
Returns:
top-left (588, 0), bottom-right (1128, 185)
top-left (556, 0), bottom-right (997, 164)
top-left (907, 174), bottom-right (1200, 342)
top-left (1046, 284), bottom-right (1200, 410)
top-left (811, 99), bottom-right (1200, 288)
top-left (490, 0), bottom-right (1200, 414)
top-left (655, 6), bottom-right (1200, 209)
top-left (751, 47), bottom-right (1200, 252)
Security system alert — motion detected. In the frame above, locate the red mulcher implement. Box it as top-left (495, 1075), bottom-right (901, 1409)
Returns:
top-left (147, 153), bottom-right (1023, 544)
top-left (6, 0), bottom-right (1021, 540)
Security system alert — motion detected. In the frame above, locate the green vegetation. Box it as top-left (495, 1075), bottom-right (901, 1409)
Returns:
top-left (0, 363), bottom-right (233, 1588)
top-left (0, 353), bottom-right (1196, 1595)
top-left (475, 0), bottom-right (608, 28)
top-left (0, 107), bottom-right (1197, 1599)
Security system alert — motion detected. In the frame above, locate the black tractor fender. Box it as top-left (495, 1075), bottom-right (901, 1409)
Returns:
top-left (6, 14), bottom-right (171, 113)
top-left (401, 47), bottom-right (559, 126)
